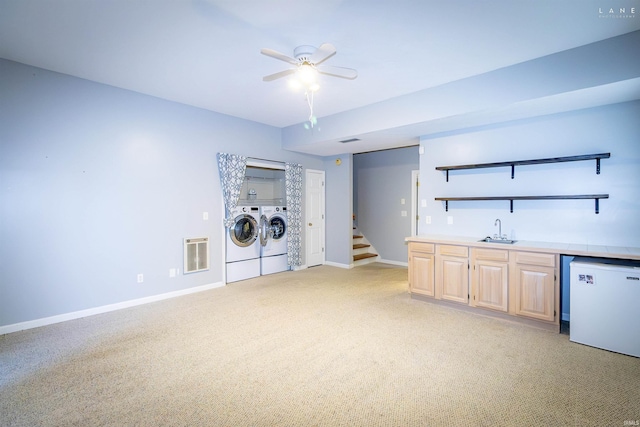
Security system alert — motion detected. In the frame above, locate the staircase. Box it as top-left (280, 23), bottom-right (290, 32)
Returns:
top-left (352, 227), bottom-right (379, 266)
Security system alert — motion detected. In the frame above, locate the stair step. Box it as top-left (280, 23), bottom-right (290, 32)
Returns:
top-left (353, 243), bottom-right (370, 249)
top-left (353, 253), bottom-right (378, 261)
top-left (353, 235), bottom-right (363, 239)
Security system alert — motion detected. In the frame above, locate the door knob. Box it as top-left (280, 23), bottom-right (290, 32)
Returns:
top-left (308, 223), bottom-right (313, 226)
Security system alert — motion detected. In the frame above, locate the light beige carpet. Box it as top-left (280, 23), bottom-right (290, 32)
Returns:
top-left (1, 263), bottom-right (639, 426)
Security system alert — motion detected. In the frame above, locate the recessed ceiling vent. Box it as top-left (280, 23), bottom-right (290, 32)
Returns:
top-left (339, 138), bottom-right (360, 143)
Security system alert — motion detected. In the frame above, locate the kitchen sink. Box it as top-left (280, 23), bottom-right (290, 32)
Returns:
top-left (478, 237), bottom-right (517, 244)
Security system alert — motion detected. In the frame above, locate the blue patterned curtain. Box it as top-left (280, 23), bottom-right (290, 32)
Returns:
top-left (285, 163), bottom-right (303, 267)
top-left (217, 153), bottom-right (247, 228)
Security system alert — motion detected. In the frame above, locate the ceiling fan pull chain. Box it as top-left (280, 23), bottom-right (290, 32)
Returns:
top-left (306, 90), bottom-right (314, 128)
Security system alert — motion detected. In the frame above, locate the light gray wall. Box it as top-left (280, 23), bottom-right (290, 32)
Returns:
top-left (0, 59), bottom-right (323, 327)
top-left (418, 101), bottom-right (640, 247)
top-left (560, 255), bottom-right (574, 321)
top-left (354, 147), bottom-right (419, 263)
top-left (323, 154), bottom-right (353, 267)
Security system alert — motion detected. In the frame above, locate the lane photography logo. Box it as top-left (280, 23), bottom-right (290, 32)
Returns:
top-left (598, 4), bottom-right (636, 18)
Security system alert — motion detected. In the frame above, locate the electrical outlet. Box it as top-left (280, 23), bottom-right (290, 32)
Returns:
top-left (169, 268), bottom-right (176, 278)
top-left (203, 212), bottom-right (209, 220)
top-left (401, 210), bottom-right (407, 217)
top-left (137, 274), bottom-right (144, 283)
top-left (447, 216), bottom-right (454, 225)
top-left (425, 216), bottom-right (431, 224)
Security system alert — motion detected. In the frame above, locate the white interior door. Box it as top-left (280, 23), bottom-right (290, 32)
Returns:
top-left (305, 169), bottom-right (325, 267)
top-left (411, 170), bottom-right (419, 236)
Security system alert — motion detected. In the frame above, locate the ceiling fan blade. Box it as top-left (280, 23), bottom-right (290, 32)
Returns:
top-left (260, 48), bottom-right (297, 65)
top-left (263, 69), bottom-right (296, 82)
top-left (310, 43), bottom-right (336, 65)
top-left (317, 65), bottom-right (358, 80)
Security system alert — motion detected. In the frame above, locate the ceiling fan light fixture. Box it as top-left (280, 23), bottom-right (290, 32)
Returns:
top-left (288, 79), bottom-right (302, 90)
top-left (298, 62), bottom-right (318, 86)
top-left (261, 43), bottom-right (357, 127)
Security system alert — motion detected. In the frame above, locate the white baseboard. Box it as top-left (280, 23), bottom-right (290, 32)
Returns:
top-left (325, 259), bottom-right (407, 269)
top-left (378, 259), bottom-right (408, 267)
top-left (562, 312), bottom-right (570, 322)
top-left (324, 261), bottom-right (353, 269)
top-left (0, 281), bottom-right (225, 336)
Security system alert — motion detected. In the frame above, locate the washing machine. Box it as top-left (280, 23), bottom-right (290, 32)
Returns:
top-left (225, 206), bottom-right (261, 282)
top-left (259, 206), bottom-right (289, 275)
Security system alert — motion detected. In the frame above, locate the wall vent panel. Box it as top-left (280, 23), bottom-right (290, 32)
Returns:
top-left (184, 237), bottom-right (209, 273)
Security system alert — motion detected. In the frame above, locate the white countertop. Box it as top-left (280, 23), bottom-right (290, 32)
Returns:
top-left (405, 235), bottom-right (640, 261)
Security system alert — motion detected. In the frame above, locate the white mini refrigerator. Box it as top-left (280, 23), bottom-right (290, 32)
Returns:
top-left (570, 258), bottom-right (640, 357)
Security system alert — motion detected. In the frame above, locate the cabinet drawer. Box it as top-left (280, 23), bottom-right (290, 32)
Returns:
top-left (472, 248), bottom-right (509, 262)
top-left (514, 251), bottom-right (555, 267)
top-left (409, 242), bottom-right (435, 254)
top-left (437, 244), bottom-right (469, 257)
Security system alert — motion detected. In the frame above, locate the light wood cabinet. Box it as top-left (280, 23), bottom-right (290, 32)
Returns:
top-left (408, 242), bottom-right (435, 297)
top-left (511, 251), bottom-right (557, 322)
top-left (407, 241), bottom-right (559, 329)
top-left (436, 245), bottom-right (469, 304)
top-left (471, 248), bottom-right (509, 313)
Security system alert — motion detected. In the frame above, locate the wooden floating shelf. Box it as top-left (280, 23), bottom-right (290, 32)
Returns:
top-left (436, 153), bottom-right (610, 181)
top-left (435, 194), bottom-right (610, 214)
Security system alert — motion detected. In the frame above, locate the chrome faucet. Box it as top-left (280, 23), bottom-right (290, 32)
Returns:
top-left (494, 218), bottom-right (502, 240)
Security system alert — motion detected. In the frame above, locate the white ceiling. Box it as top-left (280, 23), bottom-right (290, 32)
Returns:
top-left (2, 0), bottom-right (640, 153)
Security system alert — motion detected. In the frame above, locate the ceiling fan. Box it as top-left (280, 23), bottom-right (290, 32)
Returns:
top-left (260, 43), bottom-right (358, 83)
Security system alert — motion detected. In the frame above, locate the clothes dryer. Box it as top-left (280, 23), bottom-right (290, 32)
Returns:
top-left (259, 206), bottom-right (289, 275)
top-left (226, 206), bottom-right (261, 282)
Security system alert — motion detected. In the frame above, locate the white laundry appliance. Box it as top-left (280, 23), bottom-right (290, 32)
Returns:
top-left (570, 257), bottom-right (640, 357)
top-left (225, 206), bottom-right (261, 282)
top-left (259, 206), bottom-right (289, 275)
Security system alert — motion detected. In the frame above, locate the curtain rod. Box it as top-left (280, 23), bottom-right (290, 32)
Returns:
top-left (247, 156), bottom-right (286, 165)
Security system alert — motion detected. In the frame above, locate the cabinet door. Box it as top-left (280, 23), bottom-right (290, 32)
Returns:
top-left (514, 264), bottom-right (555, 322)
top-left (409, 252), bottom-right (435, 297)
top-left (438, 255), bottom-right (468, 304)
top-left (473, 260), bottom-right (508, 312)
